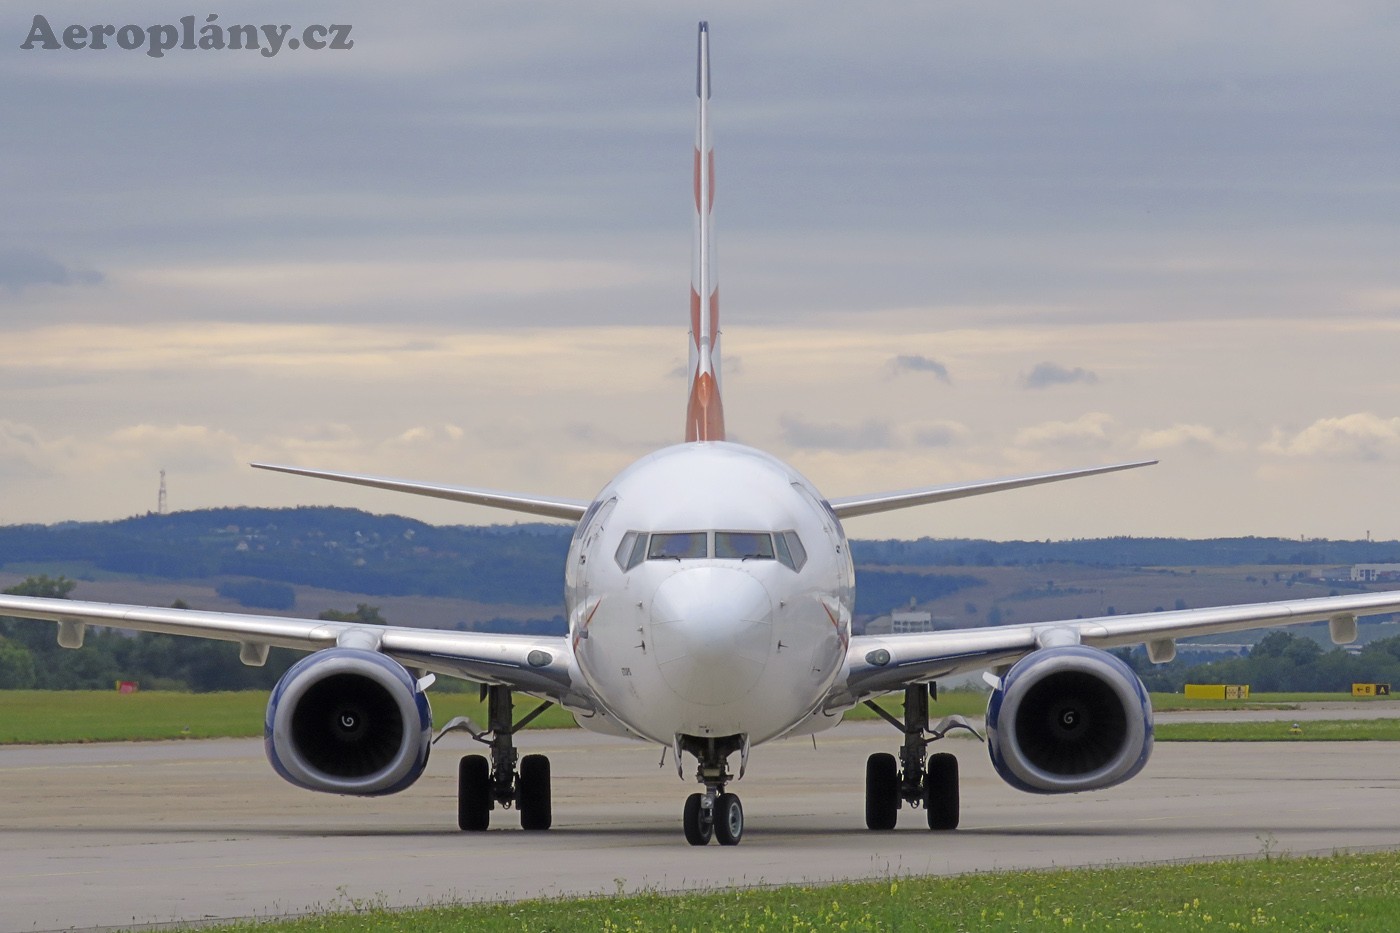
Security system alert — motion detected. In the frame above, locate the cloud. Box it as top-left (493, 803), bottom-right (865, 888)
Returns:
top-left (0, 420), bottom-right (241, 482)
top-left (1014, 412), bottom-right (1115, 449)
top-left (887, 354), bottom-right (951, 382)
top-left (0, 249), bottom-right (102, 292)
top-left (1263, 413), bottom-right (1400, 461)
top-left (1020, 362), bottom-right (1099, 390)
top-left (0, 420), bottom-right (65, 479)
top-left (777, 415), bottom-right (967, 451)
top-left (911, 421), bottom-right (970, 448)
top-left (1136, 423), bottom-right (1243, 454)
top-left (104, 424), bottom-right (243, 473)
top-left (779, 415), bottom-right (893, 451)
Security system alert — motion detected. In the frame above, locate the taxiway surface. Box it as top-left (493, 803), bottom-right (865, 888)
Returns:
top-left (2, 721), bottom-right (1399, 931)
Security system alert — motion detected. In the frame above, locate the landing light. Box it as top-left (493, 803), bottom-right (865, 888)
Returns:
top-left (526, 650), bottom-right (553, 668)
top-left (866, 649), bottom-right (891, 667)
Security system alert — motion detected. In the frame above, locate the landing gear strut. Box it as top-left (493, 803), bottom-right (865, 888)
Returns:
top-left (863, 683), bottom-right (978, 831)
top-left (450, 684), bottom-right (555, 831)
top-left (677, 734), bottom-right (746, 846)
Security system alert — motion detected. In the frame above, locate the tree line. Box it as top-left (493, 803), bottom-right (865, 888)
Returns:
top-left (1121, 629), bottom-right (1400, 694)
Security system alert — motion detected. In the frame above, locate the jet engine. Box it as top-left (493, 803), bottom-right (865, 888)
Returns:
top-left (265, 648), bottom-right (432, 796)
top-left (986, 645), bottom-right (1152, 794)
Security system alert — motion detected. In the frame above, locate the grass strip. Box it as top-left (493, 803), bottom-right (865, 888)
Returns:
top-left (0, 689), bottom-right (1391, 745)
top-left (1156, 719), bottom-right (1400, 742)
top-left (202, 850), bottom-right (1400, 932)
top-left (0, 690), bottom-right (577, 744)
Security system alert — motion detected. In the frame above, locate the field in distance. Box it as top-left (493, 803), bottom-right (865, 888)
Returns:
top-left (0, 689), bottom-right (1392, 745)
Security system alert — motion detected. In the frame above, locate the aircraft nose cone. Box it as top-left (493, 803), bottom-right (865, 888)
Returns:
top-left (650, 566), bottom-right (774, 706)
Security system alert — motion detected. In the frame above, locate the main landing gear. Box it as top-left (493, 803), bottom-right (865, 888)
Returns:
top-left (863, 683), bottom-right (979, 832)
top-left (677, 734), bottom-right (746, 846)
top-left (441, 685), bottom-right (555, 832)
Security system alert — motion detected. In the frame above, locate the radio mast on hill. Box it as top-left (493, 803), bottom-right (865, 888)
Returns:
top-left (157, 470), bottom-right (168, 515)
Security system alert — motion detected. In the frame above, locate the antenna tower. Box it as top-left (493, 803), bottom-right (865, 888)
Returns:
top-left (157, 470), bottom-right (168, 516)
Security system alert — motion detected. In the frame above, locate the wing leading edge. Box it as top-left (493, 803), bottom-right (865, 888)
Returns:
top-left (251, 463), bottom-right (590, 521)
top-left (0, 594), bottom-right (587, 709)
top-left (836, 588), bottom-right (1400, 705)
top-left (829, 460), bottom-right (1157, 519)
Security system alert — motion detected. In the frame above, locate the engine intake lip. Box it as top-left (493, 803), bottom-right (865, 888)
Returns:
top-left (987, 645), bottom-right (1152, 794)
top-left (266, 648), bottom-right (431, 796)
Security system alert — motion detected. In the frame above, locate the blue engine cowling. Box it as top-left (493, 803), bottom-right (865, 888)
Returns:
top-left (265, 648), bottom-right (432, 796)
top-left (986, 645), bottom-right (1152, 794)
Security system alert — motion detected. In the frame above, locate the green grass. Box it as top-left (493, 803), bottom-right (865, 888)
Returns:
top-left (1, 688), bottom-right (1393, 745)
top-left (1156, 719), bottom-right (1400, 742)
top-left (849, 690), bottom-right (1389, 722)
top-left (198, 851), bottom-right (1400, 932)
top-left (0, 690), bottom-right (577, 744)
top-left (842, 687), bottom-right (989, 722)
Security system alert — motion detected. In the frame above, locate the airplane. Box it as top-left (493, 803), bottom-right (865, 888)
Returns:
top-left (5, 22), bottom-right (1400, 847)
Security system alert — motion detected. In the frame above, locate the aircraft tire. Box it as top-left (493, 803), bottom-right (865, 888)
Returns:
top-left (458, 754), bottom-right (491, 832)
top-left (714, 793), bottom-right (743, 846)
top-left (518, 754), bottom-right (552, 831)
top-left (924, 752), bottom-right (959, 831)
top-left (683, 792), bottom-right (713, 845)
top-left (865, 752), bottom-right (899, 830)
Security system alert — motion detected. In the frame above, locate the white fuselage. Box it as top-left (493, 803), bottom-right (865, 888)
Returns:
top-left (564, 442), bottom-right (854, 746)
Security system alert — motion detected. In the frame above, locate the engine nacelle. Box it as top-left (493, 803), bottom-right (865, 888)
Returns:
top-left (986, 645), bottom-right (1152, 794)
top-left (265, 648), bottom-right (432, 796)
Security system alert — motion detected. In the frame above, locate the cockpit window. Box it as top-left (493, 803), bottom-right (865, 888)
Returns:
top-left (615, 529), bottom-right (805, 569)
top-left (715, 531), bottom-right (774, 560)
top-left (615, 531), bottom-right (648, 571)
top-left (776, 530), bottom-right (807, 571)
top-left (648, 532), bottom-right (707, 560)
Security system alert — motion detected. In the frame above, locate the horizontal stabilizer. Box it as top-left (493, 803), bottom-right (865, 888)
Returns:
top-left (251, 463), bottom-right (590, 521)
top-left (828, 460), bottom-right (1156, 519)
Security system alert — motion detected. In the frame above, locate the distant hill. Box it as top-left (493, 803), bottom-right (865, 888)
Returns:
top-left (852, 536), bottom-right (1400, 568)
top-left (1, 507), bottom-right (1395, 622)
top-left (0, 507), bottom-right (571, 605)
top-left (5, 508), bottom-right (1400, 692)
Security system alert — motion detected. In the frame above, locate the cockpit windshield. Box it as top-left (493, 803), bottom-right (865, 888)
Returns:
top-left (614, 529), bottom-right (806, 571)
top-left (714, 531), bottom-right (774, 560)
top-left (647, 532), bottom-right (707, 560)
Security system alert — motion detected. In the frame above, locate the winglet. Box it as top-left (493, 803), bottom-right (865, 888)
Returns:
top-left (685, 21), bottom-right (725, 442)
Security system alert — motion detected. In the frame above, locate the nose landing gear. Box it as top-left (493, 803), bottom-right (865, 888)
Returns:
top-left (677, 734), bottom-right (747, 845)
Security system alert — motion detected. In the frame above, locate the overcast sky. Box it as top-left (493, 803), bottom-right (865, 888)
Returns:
top-left (3, 2), bottom-right (1399, 540)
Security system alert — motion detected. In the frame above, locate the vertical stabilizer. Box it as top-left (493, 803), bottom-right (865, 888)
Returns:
top-left (686, 21), bottom-right (726, 442)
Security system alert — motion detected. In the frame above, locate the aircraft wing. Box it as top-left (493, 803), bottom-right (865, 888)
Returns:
top-left (0, 594), bottom-right (586, 707)
top-left (251, 463), bottom-right (591, 521)
top-left (828, 460), bottom-right (1157, 519)
top-left (835, 588), bottom-right (1400, 704)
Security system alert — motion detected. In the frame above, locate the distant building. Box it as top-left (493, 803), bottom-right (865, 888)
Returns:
top-left (1351, 564), bottom-right (1400, 582)
top-left (891, 610), bottom-right (933, 634)
top-left (864, 609), bottom-right (954, 636)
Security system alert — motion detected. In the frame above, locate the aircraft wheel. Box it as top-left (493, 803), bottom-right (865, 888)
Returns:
top-left (714, 793), bottom-right (744, 846)
top-left (683, 792), bottom-right (713, 845)
top-left (518, 754), bottom-right (552, 831)
top-left (924, 752), bottom-right (959, 831)
top-left (458, 754), bottom-right (491, 832)
top-left (865, 752), bottom-right (899, 830)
